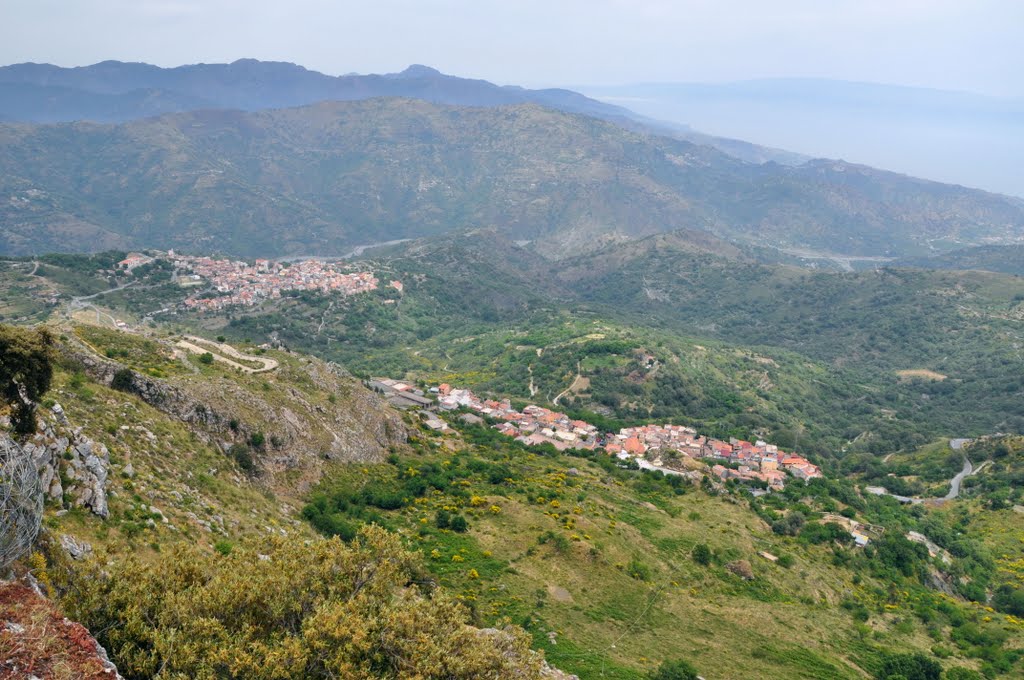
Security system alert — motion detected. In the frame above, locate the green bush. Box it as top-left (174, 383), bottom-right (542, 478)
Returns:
top-left (110, 368), bottom-right (135, 393)
top-left (627, 557), bottom-right (651, 581)
top-left (691, 543), bottom-right (712, 566)
top-left (875, 652), bottom-right (941, 680)
top-left (650, 659), bottom-right (699, 680)
top-left (229, 443), bottom-right (255, 472)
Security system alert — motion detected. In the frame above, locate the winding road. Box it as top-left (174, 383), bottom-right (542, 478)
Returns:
top-left (867, 439), bottom-right (976, 504)
top-left (942, 457), bottom-right (974, 501)
top-left (176, 335), bottom-right (279, 374)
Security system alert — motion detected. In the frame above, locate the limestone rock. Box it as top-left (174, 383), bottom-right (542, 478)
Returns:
top-left (51, 402), bottom-right (68, 425)
top-left (60, 535), bottom-right (93, 560)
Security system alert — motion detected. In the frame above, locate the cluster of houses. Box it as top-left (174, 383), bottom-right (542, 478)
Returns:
top-left (173, 253), bottom-right (384, 311)
top-left (436, 384), bottom-right (601, 450)
top-left (433, 384), bottom-right (823, 489)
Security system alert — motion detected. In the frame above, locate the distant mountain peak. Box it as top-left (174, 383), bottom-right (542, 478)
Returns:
top-left (394, 64), bottom-right (444, 79)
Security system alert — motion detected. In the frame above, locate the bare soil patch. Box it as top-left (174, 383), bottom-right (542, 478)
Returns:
top-left (896, 369), bottom-right (947, 382)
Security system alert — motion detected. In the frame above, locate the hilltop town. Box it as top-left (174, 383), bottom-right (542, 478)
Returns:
top-left (375, 382), bottom-right (823, 490)
top-left (117, 252), bottom-right (395, 312)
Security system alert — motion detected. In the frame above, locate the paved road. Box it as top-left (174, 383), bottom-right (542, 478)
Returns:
top-left (868, 438), bottom-right (976, 504)
top-left (943, 457), bottom-right (974, 501)
top-left (70, 280), bottom-right (138, 304)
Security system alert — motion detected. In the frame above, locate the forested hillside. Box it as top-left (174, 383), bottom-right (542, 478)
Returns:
top-left (2, 100), bottom-right (1022, 257)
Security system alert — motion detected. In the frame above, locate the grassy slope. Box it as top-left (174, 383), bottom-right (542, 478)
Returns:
top-left (42, 321), bottom-right (406, 562)
top-left (46, 363), bottom-right (304, 560)
top-left (304, 420), bottom-right (1022, 678)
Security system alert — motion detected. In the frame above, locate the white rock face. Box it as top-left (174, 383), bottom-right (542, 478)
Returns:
top-left (16, 414), bottom-right (111, 519)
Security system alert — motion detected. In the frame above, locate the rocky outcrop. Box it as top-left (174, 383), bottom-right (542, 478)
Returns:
top-left (60, 534), bottom-right (94, 560)
top-left (5, 405), bottom-right (111, 518)
top-left (477, 627), bottom-right (580, 680)
top-left (62, 344), bottom-right (227, 430)
top-left (60, 338), bottom-right (408, 490)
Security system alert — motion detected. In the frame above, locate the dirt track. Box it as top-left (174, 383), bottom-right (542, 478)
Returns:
top-left (176, 336), bottom-right (278, 374)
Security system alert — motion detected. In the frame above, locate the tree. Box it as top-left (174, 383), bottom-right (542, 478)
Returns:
top-left (650, 659), bottom-right (699, 680)
top-left (197, 352), bottom-right (214, 365)
top-left (0, 325), bottom-right (56, 435)
top-left (771, 511), bottom-right (805, 536)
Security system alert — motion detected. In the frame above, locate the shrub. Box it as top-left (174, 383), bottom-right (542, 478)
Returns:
top-left (771, 511), bottom-right (805, 536)
top-left (993, 584), bottom-right (1024, 616)
top-left (875, 652), bottom-right (942, 680)
top-left (59, 527), bottom-right (542, 678)
top-left (197, 352), bottom-right (214, 365)
top-left (110, 368), bottom-right (135, 393)
top-left (627, 557), bottom-right (651, 581)
top-left (449, 515), bottom-right (469, 533)
top-left (650, 658), bottom-right (699, 680)
top-left (691, 543), bottom-right (712, 566)
top-left (435, 509), bottom-right (451, 530)
top-left (799, 521), bottom-right (853, 545)
top-left (229, 443), bottom-right (254, 472)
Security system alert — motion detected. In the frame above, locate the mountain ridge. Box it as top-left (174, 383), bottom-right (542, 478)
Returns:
top-left (1, 98), bottom-right (1021, 258)
top-left (0, 58), bottom-right (805, 165)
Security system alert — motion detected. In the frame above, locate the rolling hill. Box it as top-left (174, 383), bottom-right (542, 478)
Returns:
top-left (896, 244), bottom-right (1024, 276)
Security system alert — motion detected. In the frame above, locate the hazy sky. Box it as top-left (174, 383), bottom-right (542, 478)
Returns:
top-left (1, 0), bottom-right (1021, 96)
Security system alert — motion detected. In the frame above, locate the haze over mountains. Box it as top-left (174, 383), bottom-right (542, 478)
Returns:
top-left (580, 79), bottom-right (1024, 198)
top-left (0, 59), bottom-right (800, 166)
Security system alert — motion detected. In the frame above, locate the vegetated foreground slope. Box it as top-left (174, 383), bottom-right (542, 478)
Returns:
top-left (24, 325), bottom-right (1023, 678)
top-left (3, 311), bottom-right (1022, 675)
top-left (293, 418), bottom-right (1024, 679)
top-left (21, 322), bottom-right (405, 569)
top-left (1, 99), bottom-right (1022, 257)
